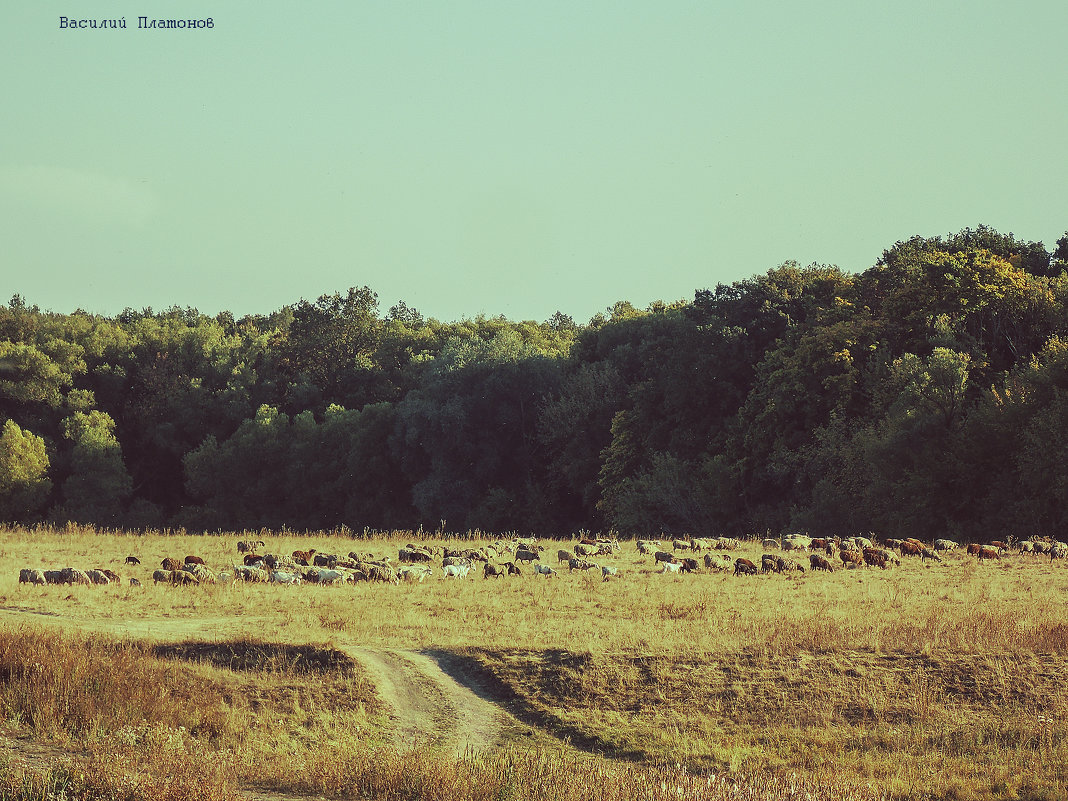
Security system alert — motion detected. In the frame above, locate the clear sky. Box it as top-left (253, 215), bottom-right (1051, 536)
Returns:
top-left (3, 1), bottom-right (1065, 324)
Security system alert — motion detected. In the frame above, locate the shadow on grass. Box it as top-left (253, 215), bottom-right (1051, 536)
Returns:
top-left (153, 639), bottom-right (359, 675)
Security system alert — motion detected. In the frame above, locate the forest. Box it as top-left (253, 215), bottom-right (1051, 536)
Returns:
top-left (3, 225), bottom-right (1068, 542)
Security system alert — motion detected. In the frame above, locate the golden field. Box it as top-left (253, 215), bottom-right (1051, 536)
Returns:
top-left (0, 524), bottom-right (1065, 801)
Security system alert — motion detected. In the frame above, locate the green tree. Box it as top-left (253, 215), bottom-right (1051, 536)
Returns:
top-left (0, 419), bottom-right (52, 522)
top-left (55, 410), bottom-right (132, 524)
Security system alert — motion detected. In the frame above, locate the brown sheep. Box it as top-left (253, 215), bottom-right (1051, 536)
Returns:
top-left (863, 550), bottom-right (888, 569)
top-left (292, 549), bottom-right (316, 565)
top-left (977, 546), bottom-right (1000, 561)
top-left (967, 543), bottom-right (982, 555)
top-left (734, 558), bottom-right (758, 576)
top-left (840, 550), bottom-right (864, 567)
top-left (184, 555), bottom-right (205, 566)
top-left (483, 563), bottom-right (506, 579)
top-left (679, 558), bottom-right (700, 573)
top-left (504, 561), bottom-right (522, 575)
top-left (810, 554), bottom-right (833, 572)
top-left (161, 557), bottom-right (182, 572)
top-left (899, 541), bottom-right (923, 557)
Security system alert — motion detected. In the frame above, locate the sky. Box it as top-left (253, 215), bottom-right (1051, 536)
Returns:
top-left (2, 1), bottom-right (1066, 325)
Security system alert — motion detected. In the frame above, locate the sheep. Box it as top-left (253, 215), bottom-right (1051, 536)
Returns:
top-left (934, 538), bottom-right (959, 551)
top-left (161, 557), bottom-right (182, 572)
top-left (977, 546), bottom-right (1000, 561)
top-left (152, 569), bottom-right (170, 584)
top-left (124, 555), bottom-right (140, 565)
top-left (568, 558), bottom-right (596, 572)
top-left (761, 554), bottom-right (780, 574)
top-left (237, 540), bottom-right (265, 553)
top-left (557, 549), bottom-right (576, 563)
top-left (653, 550), bottom-right (676, 564)
top-left (399, 547), bottom-right (433, 563)
top-left (292, 549), bottom-right (316, 565)
top-left (514, 548), bottom-right (540, 564)
top-left (679, 558), bottom-right (700, 573)
top-left (671, 539), bottom-right (691, 551)
top-left (170, 570), bottom-right (199, 586)
top-left (840, 550), bottom-right (865, 567)
top-left (601, 565), bottom-right (619, 581)
top-left (660, 561), bottom-right (682, 574)
top-left (636, 541), bottom-right (657, 555)
top-left (86, 569), bottom-right (111, 585)
top-left (184, 555), bottom-right (206, 566)
top-left (704, 553), bottom-right (734, 571)
top-left (484, 563), bottom-right (506, 579)
top-left (734, 558), bottom-right (758, 576)
top-left (1050, 545), bottom-right (1068, 561)
top-left (442, 564), bottom-right (471, 579)
top-left (533, 563), bottom-right (558, 578)
top-left (503, 561), bottom-right (522, 575)
top-left (809, 554), bottom-right (833, 572)
top-left (18, 569), bottom-right (46, 585)
top-left (270, 570), bottom-right (302, 585)
top-left (61, 567), bottom-right (91, 586)
top-left (397, 565), bottom-right (432, 582)
top-left (920, 548), bottom-right (942, 563)
top-left (899, 541), bottom-right (923, 557)
top-left (783, 535), bottom-right (812, 552)
top-left (762, 537), bottom-right (781, 550)
top-left (129, 577), bottom-right (141, 587)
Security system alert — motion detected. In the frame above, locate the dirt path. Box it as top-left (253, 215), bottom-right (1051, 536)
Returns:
top-left (343, 646), bottom-right (522, 756)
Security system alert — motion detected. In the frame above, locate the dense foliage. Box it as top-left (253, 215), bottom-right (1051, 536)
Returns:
top-left (3, 226), bottom-right (1067, 540)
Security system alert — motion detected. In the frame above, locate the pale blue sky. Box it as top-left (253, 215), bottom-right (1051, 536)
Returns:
top-left (3, 1), bottom-right (1065, 323)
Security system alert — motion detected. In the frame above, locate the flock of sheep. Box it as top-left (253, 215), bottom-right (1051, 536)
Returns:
top-left (15, 532), bottom-right (1067, 591)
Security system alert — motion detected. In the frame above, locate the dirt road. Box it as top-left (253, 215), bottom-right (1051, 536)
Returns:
top-left (343, 646), bottom-right (517, 756)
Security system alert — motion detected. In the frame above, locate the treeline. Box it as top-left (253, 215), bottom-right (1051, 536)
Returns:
top-left (3, 225), bottom-right (1068, 540)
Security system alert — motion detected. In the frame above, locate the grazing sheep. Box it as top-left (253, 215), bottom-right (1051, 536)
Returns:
top-left (514, 548), bottom-right (540, 564)
top-left (129, 577), bottom-right (141, 587)
top-left (653, 550), bottom-right (676, 564)
top-left (124, 555), bottom-right (140, 565)
top-left (601, 565), bottom-right (619, 581)
top-left (484, 563), bottom-right (506, 579)
top-left (977, 546), bottom-right (1000, 561)
top-left (152, 569), bottom-right (170, 584)
top-left (184, 555), bottom-right (206, 566)
top-left (557, 549), bottom-right (576, 563)
top-left (442, 564), bottom-right (471, 579)
top-left (734, 558), bottom-right (758, 576)
top-left (574, 543), bottom-right (598, 557)
top-left (863, 551), bottom-right (888, 569)
top-left (399, 547), bottom-right (433, 563)
top-left (1050, 545), bottom-right (1068, 561)
top-left (503, 561), bottom-right (522, 575)
top-left (660, 561), bottom-right (683, 574)
top-left (237, 540), bottom-right (265, 553)
top-left (568, 558), bottom-right (596, 572)
top-left (809, 554), bottom-right (833, 572)
top-left (161, 557), bottom-right (182, 572)
top-left (533, 563), bottom-right (558, 578)
top-left (671, 539), bottom-right (691, 551)
top-left (967, 543), bottom-right (982, 555)
top-left (761, 554), bottom-right (779, 574)
top-left (18, 569), bottom-right (46, 585)
top-left (934, 539), bottom-right (959, 551)
top-left (396, 565), bottom-right (432, 582)
top-left (762, 538), bottom-right (781, 550)
top-left (86, 569), bottom-right (111, 585)
top-left (840, 550), bottom-right (864, 567)
top-left (170, 570), bottom-right (199, 586)
top-left (292, 549), bottom-right (316, 565)
top-left (270, 570), bottom-right (302, 585)
top-left (920, 548), bottom-right (942, 563)
top-left (679, 558), bottom-right (700, 573)
top-left (899, 541), bottom-right (923, 557)
top-left (61, 567), bottom-right (91, 586)
top-left (783, 535), bottom-right (812, 552)
top-left (704, 553), bottom-right (734, 571)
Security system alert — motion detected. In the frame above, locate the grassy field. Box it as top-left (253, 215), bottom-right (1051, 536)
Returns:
top-left (0, 524), bottom-right (1065, 800)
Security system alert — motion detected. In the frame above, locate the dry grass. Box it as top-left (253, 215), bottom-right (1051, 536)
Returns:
top-left (0, 523), bottom-right (1066, 799)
